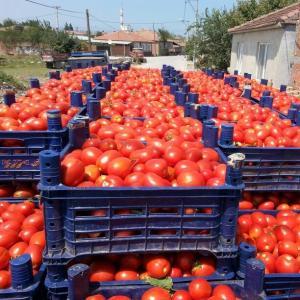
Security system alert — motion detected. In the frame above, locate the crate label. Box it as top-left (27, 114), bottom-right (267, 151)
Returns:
top-left (0, 158), bottom-right (40, 169)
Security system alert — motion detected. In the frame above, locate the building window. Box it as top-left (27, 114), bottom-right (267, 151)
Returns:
top-left (133, 42), bottom-right (141, 48)
top-left (141, 43), bottom-right (152, 52)
top-left (236, 42), bottom-right (244, 73)
top-left (256, 43), bottom-right (270, 80)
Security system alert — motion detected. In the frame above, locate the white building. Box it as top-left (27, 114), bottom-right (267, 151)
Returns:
top-left (228, 3), bottom-right (300, 88)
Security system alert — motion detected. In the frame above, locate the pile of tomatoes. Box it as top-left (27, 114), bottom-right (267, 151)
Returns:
top-left (239, 191), bottom-right (300, 210)
top-left (100, 69), bottom-right (182, 119)
top-left (0, 200), bottom-right (45, 289)
top-left (81, 252), bottom-right (216, 282)
top-left (0, 183), bottom-right (38, 199)
top-left (0, 66), bottom-right (105, 132)
top-left (86, 278), bottom-right (239, 300)
top-left (183, 71), bottom-right (300, 147)
top-left (61, 138), bottom-right (226, 187)
top-left (235, 75), bottom-right (300, 115)
top-left (238, 211), bottom-right (300, 274)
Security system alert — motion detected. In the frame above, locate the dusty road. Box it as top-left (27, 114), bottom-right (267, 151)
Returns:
top-left (137, 55), bottom-right (194, 71)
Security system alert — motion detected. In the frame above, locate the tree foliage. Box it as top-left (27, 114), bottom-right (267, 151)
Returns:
top-left (186, 0), bottom-right (298, 69)
top-left (0, 19), bottom-right (81, 54)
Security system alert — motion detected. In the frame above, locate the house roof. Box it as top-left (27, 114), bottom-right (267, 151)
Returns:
top-left (229, 2), bottom-right (300, 34)
top-left (94, 30), bottom-right (152, 43)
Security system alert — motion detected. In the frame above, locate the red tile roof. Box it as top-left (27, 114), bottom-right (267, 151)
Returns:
top-left (229, 2), bottom-right (300, 34)
top-left (94, 30), bottom-right (153, 42)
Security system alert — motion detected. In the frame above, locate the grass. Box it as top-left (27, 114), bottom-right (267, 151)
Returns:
top-left (0, 55), bottom-right (49, 87)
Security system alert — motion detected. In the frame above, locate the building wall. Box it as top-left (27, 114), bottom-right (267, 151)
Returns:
top-left (291, 22), bottom-right (300, 88)
top-left (110, 45), bottom-right (131, 56)
top-left (229, 26), bottom-right (296, 87)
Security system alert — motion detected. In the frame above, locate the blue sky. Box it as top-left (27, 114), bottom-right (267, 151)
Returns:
top-left (1, 0), bottom-right (236, 34)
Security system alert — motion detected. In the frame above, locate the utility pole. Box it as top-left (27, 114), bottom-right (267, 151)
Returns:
top-left (55, 6), bottom-right (60, 30)
top-left (86, 9), bottom-right (92, 51)
top-left (153, 23), bottom-right (156, 56)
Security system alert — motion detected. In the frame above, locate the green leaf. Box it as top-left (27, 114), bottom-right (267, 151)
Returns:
top-left (143, 276), bottom-right (173, 291)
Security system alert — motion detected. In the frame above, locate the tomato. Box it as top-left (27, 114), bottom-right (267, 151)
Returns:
top-left (275, 254), bottom-right (300, 273)
top-left (188, 278), bottom-right (212, 300)
top-left (95, 175), bottom-right (124, 187)
top-left (0, 247), bottom-right (10, 269)
top-left (80, 147), bottom-right (102, 166)
top-left (256, 233), bottom-right (277, 252)
top-left (278, 241), bottom-right (298, 258)
top-left (202, 148), bottom-right (219, 161)
top-left (144, 172), bottom-right (171, 187)
top-left (141, 287), bottom-right (171, 300)
top-left (15, 201), bottom-right (35, 216)
top-left (108, 296), bottom-right (131, 300)
top-left (118, 140), bottom-right (145, 157)
top-left (0, 229), bottom-right (18, 249)
top-left (22, 213), bottom-right (44, 231)
top-left (84, 165), bottom-right (100, 182)
top-left (192, 256), bottom-right (216, 277)
top-left (106, 157), bottom-right (133, 179)
top-left (212, 285), bottom-right (236, 300)
top-left (19, 226), bottom-right (38, 243)
top-left (29, 231), bottom-right (45, 248)
top-left (24, 244), bottom-right (43, 269)
top-left (124, 172), bottom-right (145, 187)
top-left (1, 211), bottom-right (25, 223)
top-left (237, 215), bottom-right (252, 234)
top-left (145, 256), bottom-right (171, 279)
top-left (163, 146), bottom-right (184, 166)
top-left (174, 160), bottom-right (199, 177)
top-left (175, 252), bottom-right (195, 272)
top-left (144, 159), bottom-right (168, 178)
top-left (89, 261), bottom-right (116, 282)
top-left (9, 241), bottom-right (28, 258)
top-left (120, 254), bottom-right (141, 270)
top-left (0, 220), bottom-right (22, 232)
top-left (170, 266), bottom-right (183, 278)
top-left (114, 270), bottom-right (139, 281)
top-left (0, 270), bottom-right (11, 289)
top-left (172, 290), bottom-right (192, 300)
top-left (177, 170), bottom-right (205, 187)
top-left (61, 157), bottom-right (85, 186)
top-left (257, 252), bottom-right (276, 273)
top-left (274, 225), bottom-right (296, 242)
top-left (0, 186), bottom-right (13, 197)
top-left (86, 295), bottom-right (106, 300)
top-left (251, 212), bottom-right (268, 228)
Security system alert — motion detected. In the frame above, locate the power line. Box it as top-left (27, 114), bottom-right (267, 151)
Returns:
top-left (24, 0), bottom-right (83, 14)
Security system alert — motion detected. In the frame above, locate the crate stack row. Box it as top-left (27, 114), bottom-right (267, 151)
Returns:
top-left (167, 66), bottom-right (300, 299)
top-left (35, 64), bottom-right (274, 300)
top-left (0, 61), bottom-right (130, 299)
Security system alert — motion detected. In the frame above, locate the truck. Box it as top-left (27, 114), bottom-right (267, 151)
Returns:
top-left (41, 52), bottom-right (69, 69)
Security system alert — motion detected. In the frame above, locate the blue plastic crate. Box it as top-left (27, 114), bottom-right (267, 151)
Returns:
top-left (0, 264), bottom-right (46, 300)
top-left (39, 145), bottom-right (243, 259)
top-left (47, 258), bottom-right (266, 300)
top-left (0, 108), bottom-right (85, 181)
top-left (219, 142), bottom-right (300, 191)
top-left (0, 198), bottom-right (46, 299)
top-left (238, 212), bottom-right (300, 299)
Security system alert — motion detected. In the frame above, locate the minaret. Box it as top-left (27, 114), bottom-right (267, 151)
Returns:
top-left (120, 7), bottom-right (125, 31)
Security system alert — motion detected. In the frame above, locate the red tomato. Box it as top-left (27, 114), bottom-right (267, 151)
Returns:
top-left (84, 165), bottom-right (100, 182)
top-left (107, 157), bottom-right (134, 178)
top-left (141, 287), bottom-right (171, 300)
top-left (257, 252), bottom-right (276, 273)
top-left (144, 159), bottom-right (168, 178)
top-left (89, 261), bottom-right (116, 282)
top-left (212, 285), bottom-right (236, 300)
top-left (15, 201), bottom-right (35, 217)
top-left (256, 233), bottom-right (277, 252)
top-left (80, 147), bottom-right (102, 166)
top-left (170, 266), bottom-right (183, 278)
top-left (202, 148), bottom-right (219, 161)
top-left (172, 290), bottom-right (192, 300)
top-left (0, 220), bottom-right (22, 232)
top-left (0, 270), bottom-right (11, 288)
top-left (274, 225), bottom-right (296, 242)
top-left (177, 170), bottom-right (205, 187)
top-left (124, 172), bottom-right (145, 187)
top-left (175, 252), bottom-right (195, 272)
top-left (61, 157), bottom-right (85, 186)
top-left (24, 244), bottom-right (43, 269)
top-left (22, 213), bottom-right (44, 231)
top-left (29, 231), bottom-right (45, 248)
top-left (108, 297), bottom-right (131, 300)
top-left (278, 241), bottom-right (298, 258)
top-left (19, 226), bottom-right (38, 243)
top-left (143, 172), bottom-right (171, 187)
top-left (114, 270), bottom-right (139, 281)
top-left (120, 254), bottom-right (141, 270)
top-left (86, 295), bottom-right (106, 300)
top-left (163, 146), bottom-right (184, 166)
top-left (192, 256), bottom-right (216, 277)
top-left (9, 241), bottom-right (28, 258)
top-left (275, 254), bottom-right (300, 273)
top-left (145, 256), bottom-right (171, 279)
top-left (188, 278), bottom-right (212, 300)
top-left (0, 229), bottom-right (18, 249)
top-left (0, 247), bottom-right (10, 269)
